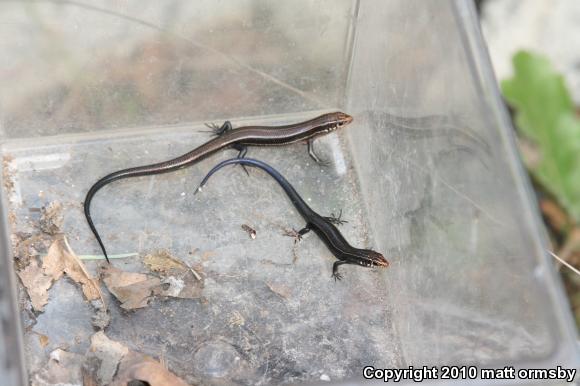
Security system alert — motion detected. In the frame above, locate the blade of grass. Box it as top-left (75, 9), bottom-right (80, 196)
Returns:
top-left (79, 253), bottom-right (138, 260)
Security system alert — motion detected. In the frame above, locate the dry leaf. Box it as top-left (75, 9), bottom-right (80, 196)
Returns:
top-left (81, 332), bottom-right (189, 386)
top-left (38, 333), bottom-right (50, 348)
top-left (62, 237), bottom-right (103, 302)
top-left (17, 260), bottom-right (53, 312)
top-left (102, 260), bottom-right (204, 309)
top-left (143, 250), bottom-right (186, 274)
top-left (111, 352), bottom-right (189, 386)
top-left (32, 349), bottom-right (84, 385)
top-left (136, 249), bottom-right (204, 298)
top-left (145, 250), bottom-right (202, 281)
top-left (102, 265), bottom-right (150, 287)
top-left (18, 237), bottom-right (103, 313)
top-left (153, 273), bottom-right (203, 300)
top-left (42, 240), bottom-right (66, 281)
top-left (266, 281), bottom-right (292, 299)
top-left (42, 237), bottom-right (104, 303)
top-left (11, 232), bottom-right (50, 270)
top-left (89, 331), bottom-right (130, 385)
top-left (102, 266), bottom-right (160, 310)
top-left (82, 368), bottom-right (99, 386)
top-left (558, 227), bottom-right (580, 264)
top-left (540, 198), bottom-right (571, 233)
top-left (114, 278), bottom-right (161, 310)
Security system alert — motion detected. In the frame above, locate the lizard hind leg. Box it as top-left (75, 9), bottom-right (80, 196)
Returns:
top-left (324, 209), bottom-right (348, 226)
top-left (232, 144), bottom-right (250, 175)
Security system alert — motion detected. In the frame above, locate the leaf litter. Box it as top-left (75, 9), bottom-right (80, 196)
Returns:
top-left (111, 351), bottom-right (190, 386)
top-left (9, 191), bottom-right (201, 382)
top-left (144, 249), bottom-right (202, 280)
top-left (102, 250), bottom-right (204, 310)
top-left (33, 332), bottom-right (189, 386)
top-left (17, 260), bottom-right (53, 312)
top-left (101, 266), bottom-right (161, 310)
top-left (18, 236), bottom-right (104, 312)
top-left (39, 201), bottom-right (64, 235)
top-left (32, 348), bottom-right (85, 386)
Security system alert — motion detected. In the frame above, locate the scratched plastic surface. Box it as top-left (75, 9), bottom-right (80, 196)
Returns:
top-left (0, 1), bottom-right (578, 386)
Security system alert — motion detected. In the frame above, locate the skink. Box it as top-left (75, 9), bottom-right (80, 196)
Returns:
top-left (196, 158), bottom-right (389, 280)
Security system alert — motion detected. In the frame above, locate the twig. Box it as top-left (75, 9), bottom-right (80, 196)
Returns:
top-left (548, 250), bottom-right (580, 276)
top-left (180, 259), bottom-right (202, 282)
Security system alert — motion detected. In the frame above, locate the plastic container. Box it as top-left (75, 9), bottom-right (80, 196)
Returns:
top-left (0, 1), bottom-right (577, 385)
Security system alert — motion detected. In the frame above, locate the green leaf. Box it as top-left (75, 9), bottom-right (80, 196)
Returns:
top-left (502, 51), bottom-right (580, 222)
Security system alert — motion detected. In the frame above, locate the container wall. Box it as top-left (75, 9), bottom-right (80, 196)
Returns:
top-left (0, 1), bottom-right (578, 385)
top-left (345, 0), bottom-right (578, 367)
top-left (0, 0), bottom-right (355, 139)
top-left (0, 204), bottom-right (26, 386)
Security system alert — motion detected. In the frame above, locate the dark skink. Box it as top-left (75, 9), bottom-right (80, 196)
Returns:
top-left (84, 112), bottom-right (353, 262)
top-left (196, 158), bottom-right (389, 280)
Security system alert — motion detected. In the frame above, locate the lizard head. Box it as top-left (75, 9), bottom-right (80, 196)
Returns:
top-left (312, 111), bottom-right (353, 135)
top-left (357, 250), bottom-right (390, 268)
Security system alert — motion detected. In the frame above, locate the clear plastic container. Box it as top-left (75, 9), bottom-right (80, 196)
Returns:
top-left (0, 1), bottom-right (578, 385)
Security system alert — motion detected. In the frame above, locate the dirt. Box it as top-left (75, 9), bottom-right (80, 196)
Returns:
top-left (2, 154), bottom-right (15, 195)
top-left (11, 232), bottom-right (51, 270)
top-left (39, 202), bottom-right (64, 235)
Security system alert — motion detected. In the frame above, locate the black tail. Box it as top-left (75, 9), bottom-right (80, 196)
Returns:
top-left (83, 177), bottom-right (116, 263)
top-left (195, 158), bottom-right (314, 219)
top-left (196, 158), bottom-right (289, 193)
